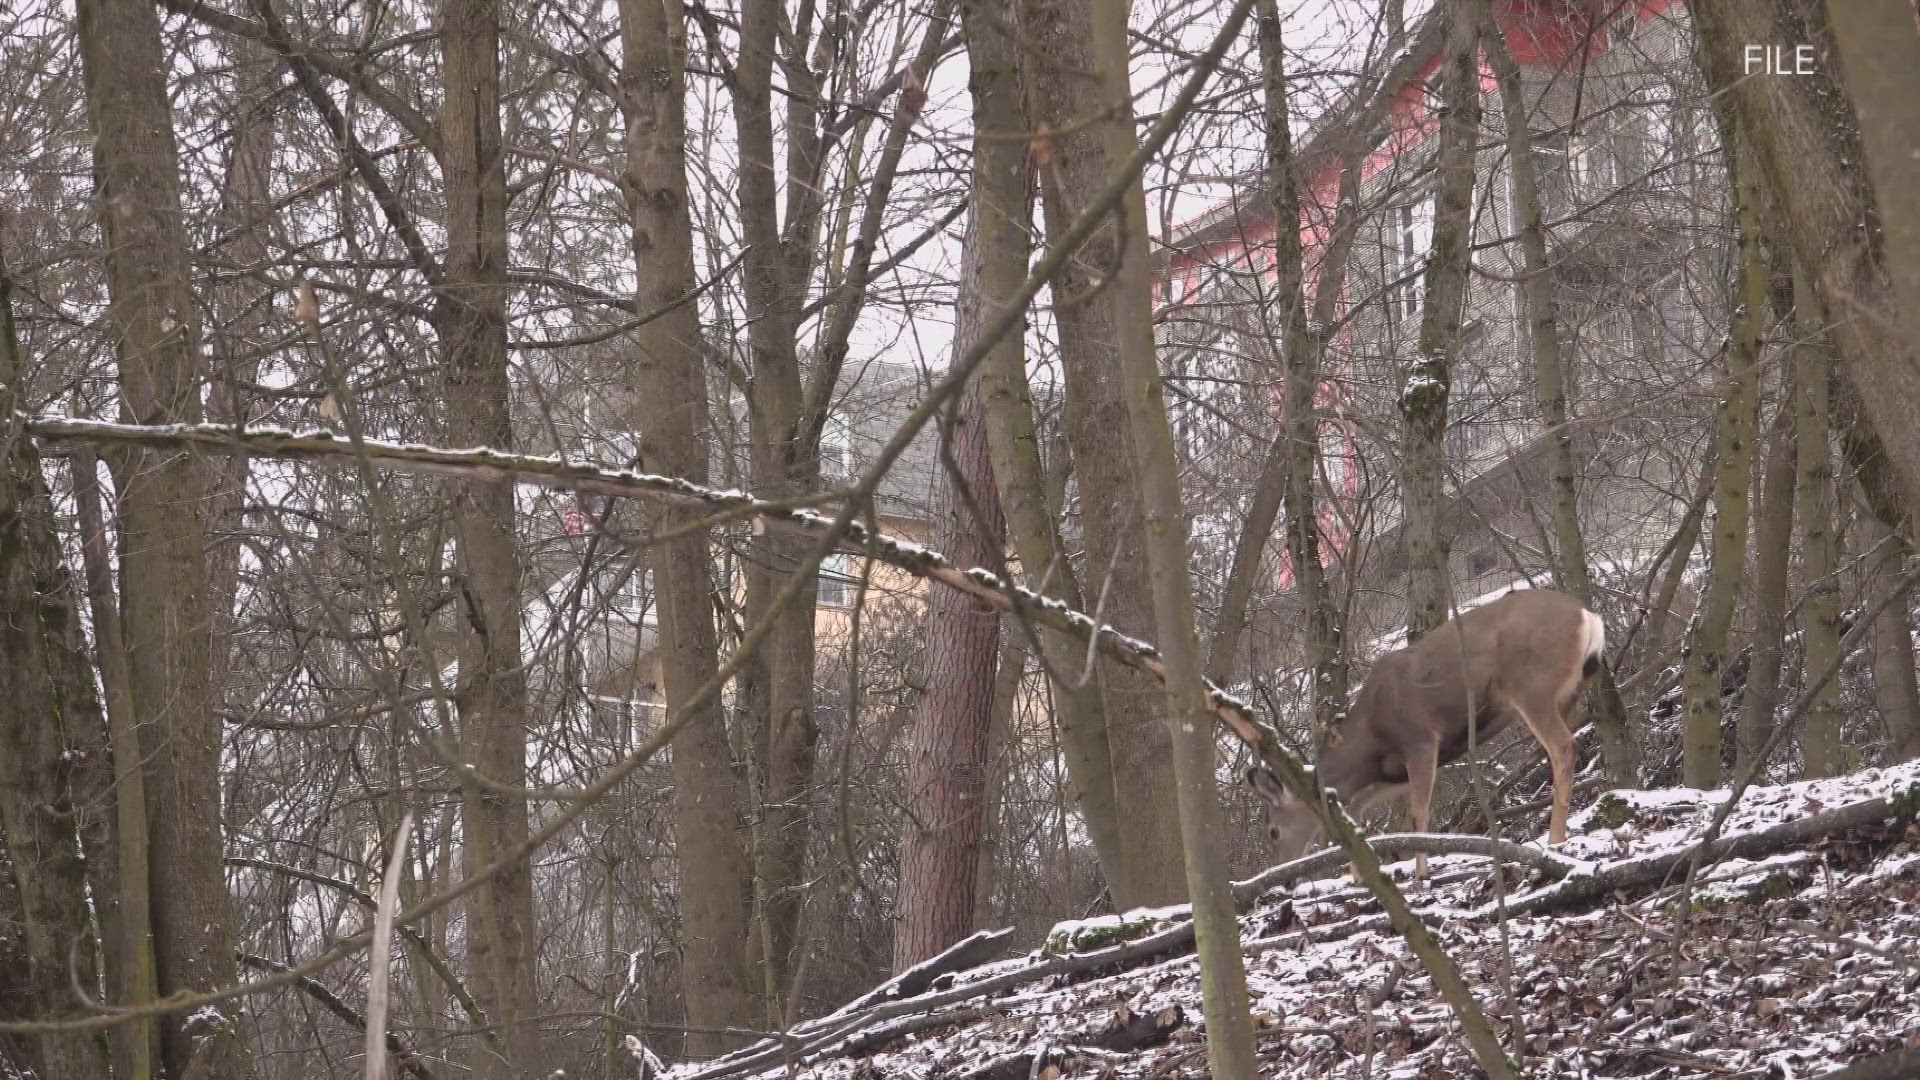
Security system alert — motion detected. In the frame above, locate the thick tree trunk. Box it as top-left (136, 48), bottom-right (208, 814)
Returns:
top-left (1739, 404), bottom-right (1798, 771)
top-left (1823, 1), bottom-right (1920, 460)
top-left (1691, 0), bottom-right (1920, 522)
top-left (1860, 509), bottom-right (1920, 762)
top-left (73, 0), bottom-right (258, 1074)
top-left (966, 0), bottom-right (1130, 896)
top-left (1024, 0), bottom-right (1186, 911)
top-left (1079, 0), bottom-right (1260, 1060)
top-left (894, 362), bottom-right (1005, 970)
top-left (1681, 130), bottom-right (1765, 790)
top-left (1483, 19), bottom-right (1635, 785)
top-left (1840, 392), bottom-right (1920, 763)
top-left (438, 1), bottom-right (539, 1072)
top-left (0, 228), bottom-right (116, 1080)
top-left (1400, 0), bottom-right (1483, 642)
top-left (615, 0), bottom-right (756, 1052)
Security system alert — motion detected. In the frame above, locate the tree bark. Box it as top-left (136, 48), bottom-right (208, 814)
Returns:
top-left (1483, 18), bottom-right (1635, 785)
top-left (1681, 128), bottom-right (1765, 790)
top-left (894, 358), bottom-right (1005, 971)
top-left (616, 0), bottom-right (756, 1051)
top-left (1739, 404), bottom-right (1798, 771)
top-left (0, 223), bottom-right (116, 1080)
top-left (1024, 0), bottom-right (1187, 911)
top-left (1791, 275), bottom-right (1843, 778)
top-left (734, 0), bottom-right (824, 1008)
top-left (966, 0), bottom-right (1130, 898)
top-left (1822, 2), bottom-right (1920, 474)
top-left (73, 0), bottom-right (258, 1073)
top-left (1860, 506), bottom-right (1920, 762)
top-left (1206, 0), bottom-right (1349, 740)
top-left (438, 0), bottom-right (539, 1071)
top-left (1400, 0), bottom-right (1483, 642)
top-left (1840, 391), bottom-right (1920, 763)
top-left (1097, 0), bottom-right (1262, 1068)
top-left (1691, 0), bottom-right (1920, 522)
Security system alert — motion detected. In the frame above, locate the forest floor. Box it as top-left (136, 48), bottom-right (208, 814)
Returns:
top-left (678, 761), bottom-right (1920, 1079)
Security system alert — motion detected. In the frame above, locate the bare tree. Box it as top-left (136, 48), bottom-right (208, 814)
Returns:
top-left (616, 0), bottom-right (756, 1047)
top-left (0, 228), bottom-right (115, 1080)
top-left (1400, 0), bottom-right (1484, 642)
top-left (438, 0), bottom-right (540, 1069)
top-left (1680, 126), bottom-right (1763, 790)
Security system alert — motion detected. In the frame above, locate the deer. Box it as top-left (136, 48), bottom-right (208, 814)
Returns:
top-left (1246, 588), bottom-right (1606, 877)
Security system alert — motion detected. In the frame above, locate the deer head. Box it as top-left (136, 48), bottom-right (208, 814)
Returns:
top-left (1247, 588), bottom-right (1605, 871)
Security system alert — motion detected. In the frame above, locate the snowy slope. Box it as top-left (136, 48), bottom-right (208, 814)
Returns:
top-left (672, 762), bottom-right (1920, 1079)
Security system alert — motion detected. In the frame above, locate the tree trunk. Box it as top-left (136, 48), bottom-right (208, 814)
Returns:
top-left (203, 39), bottom-right (277, 697)
top-left (1400, 0), bottom-right (1484, 642)
top-left (972, 635), bottom-right (1025, 928)
top-left (966, 0), bottom-right (1130, 897)
top-left (1860, 506), bottom-right (1920, 762)
top-left (1204, 0), bottom-right (1349, 739)
top-left (1791, 276), bottom-right (1843, 778)
top-left (1681, 128), bottom-right (1765, 790)
top-left (1823, 2), bottom-right (1920, 476)
top-left (1691, 0), bottom-right (1920, 522)
top-left (734, 0), bottom-right (824, 1009)
top-left (0, 223), bottom-right (116, 1080)
top-left (1840, 390), bottom-right (1920, 762)
top-left (1024, 0), bottom-right (1187, 911)
top-left (1739, 404), bottom-right (1798, 771)
top-left (1483, 17), bottom-right (1635, 785)
top-left (73, 0), bottom-right (258, 1073)
top-left (615, 0), bottom-right (756, 1051)
top-left (438, 1), bottom-right (539, 1071)
top-left (894, 351), bottom-right (1005, 971)
top-left (1080, 0), bottom-right (1260, 1058)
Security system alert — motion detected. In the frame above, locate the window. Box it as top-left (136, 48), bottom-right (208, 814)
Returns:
top-left (818, 553), bottom-right (860, 607)
top-left (588, 693), bottom-right (665, 752)
top-left (1318, 423), bottom-right (1350, 496)
top-left (1568, 111), bottom-right (1621, 198)
top-left (1385, 198), bottom-right (1432, 326)
top-left (821, 418), bottom-right (854, 483)
top-left (604, 567), bottom-right (655, 626)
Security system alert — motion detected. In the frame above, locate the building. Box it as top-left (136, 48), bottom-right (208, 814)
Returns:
top-left (1157, 0), bottom-right (1719, 669)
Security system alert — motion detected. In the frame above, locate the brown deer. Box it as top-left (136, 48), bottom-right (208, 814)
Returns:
top-left (1247, 588), bottom-right (1606, 873)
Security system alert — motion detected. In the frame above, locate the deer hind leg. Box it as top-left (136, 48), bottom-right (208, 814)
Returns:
top-left (1509, 695), bottom-right (1577, 845)
top-left (1405, 736), bottom-right (1441, 879)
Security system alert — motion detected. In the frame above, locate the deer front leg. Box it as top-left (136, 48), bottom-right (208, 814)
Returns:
top-left (1405, 736), bottom-right (1441, 879)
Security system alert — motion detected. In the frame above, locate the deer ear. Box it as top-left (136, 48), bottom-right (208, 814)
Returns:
top-left (1245, 765), bottom-right (1287, 803)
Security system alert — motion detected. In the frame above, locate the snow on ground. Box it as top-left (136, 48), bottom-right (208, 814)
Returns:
top-left (707, 762), bottom-right (1920, 1079)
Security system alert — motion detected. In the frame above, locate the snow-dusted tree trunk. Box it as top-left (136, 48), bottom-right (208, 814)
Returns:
top-left (1400, 0), bottom-right (1483, 643)
top-left (1204, 0), bottom-right (1350, 739)
top-left (733, 0), bottom-right (826, 1010)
